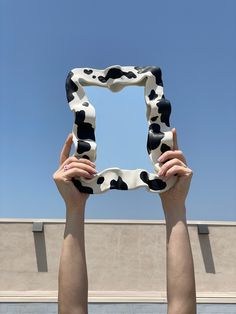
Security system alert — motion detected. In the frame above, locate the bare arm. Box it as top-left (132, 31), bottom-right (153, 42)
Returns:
top-left (163, 204), bottom-right (196, 314)
top-left (53, 134), bottom-right (97, 314)
top-left (159, 128), bottom-right (196, 314)
top-left (58, 203), bottom-right (88, 314)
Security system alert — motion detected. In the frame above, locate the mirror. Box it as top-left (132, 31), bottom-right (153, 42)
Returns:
top-left (66, 66), bottom-right (177, 194)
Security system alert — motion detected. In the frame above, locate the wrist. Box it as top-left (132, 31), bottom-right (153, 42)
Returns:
top-left (160, 193), bottom-right (185, 210)
top-left (162, 202), bottom-right (187, 223)
top-left (65, 198), bottom-right (87, 213)
top-left (65, 200), bottom-right (86, 225)
top-left (64, 202), bottom-right (86, 236)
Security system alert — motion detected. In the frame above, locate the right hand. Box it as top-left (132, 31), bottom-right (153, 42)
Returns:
top-left (53, 133), bottom-right (97, 209)
top-left (158, 128), bottom-right (193, 209)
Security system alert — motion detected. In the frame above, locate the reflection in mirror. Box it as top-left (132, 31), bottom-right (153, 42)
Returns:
top-left (84, 85), bottom-right (154, 174)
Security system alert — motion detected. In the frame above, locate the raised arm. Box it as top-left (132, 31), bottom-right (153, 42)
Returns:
top-left (53, 134), bottom-right (97, 314)
top-left (159, 129), bottom-right (196, 314)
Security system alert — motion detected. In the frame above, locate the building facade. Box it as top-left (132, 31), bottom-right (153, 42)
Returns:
top-left (0, 219), bottom-right (235, 313)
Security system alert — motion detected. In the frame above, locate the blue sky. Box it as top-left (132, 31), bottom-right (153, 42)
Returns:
top-left (0, 0), bottom-right (235, 221)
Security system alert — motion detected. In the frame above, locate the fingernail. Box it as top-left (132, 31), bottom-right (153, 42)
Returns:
top-left (158, 156), bottom-right (163, 162)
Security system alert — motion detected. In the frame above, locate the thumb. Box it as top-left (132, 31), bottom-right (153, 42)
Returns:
top-left (172, 128), bottom-right (179, 150)
top-left (59, 133), bottom-right (73, 165)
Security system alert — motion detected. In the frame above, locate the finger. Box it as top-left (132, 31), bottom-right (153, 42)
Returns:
top-left (63, 168), bottom-right (96, 179)
top-left (64, 162), bottom-right (97, 174)
top-left (164, 165), bottom-right (193, 180)
top-left (60, 134), bottom-right (73, 166)
top-left (59, 156), bottom-right (96, 171)
top-left (158, 150), bottom-right (186, 164)
top-left (172, 128), bottom-right (179, 150)
top-left (158, 158), bottom-right (186, 176)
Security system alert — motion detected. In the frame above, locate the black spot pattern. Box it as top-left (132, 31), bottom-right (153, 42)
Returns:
top-left (160, 143), bottom-right (171, 153)
top-left (75, 110), bottom-right (85, 124)
top-left (151, 116), bottom-right (158, 122)
top-left (98, 68), bottom-right (137, 83)
top-left (72, 178), bottom-right (94, 194)
top-left (97, 176), bottom-right (104, 184)
top-left (74, 111), bottom-right (95, 141)
top-left (92, 75), bottom-right (96, 79)
top-left (134, 66), bottom-right (163, 86)
top-left (84, 69), bottom-right (93, 75)
top-left (150, 67), bottom-right (163, 86)
top-left (77, 123), bottom-right (95, 140)
top-left (77, 140), bottom-right (91, 154)
top-left (147, 123), bottom-right (164, 154)
top-left (82, 102), bottom-right (89, 107)
top-left (140, 171), bottom-right (166, 190)
top-left (148, 89), bottom-right (158, 100)
top-left (157, 99), bottom-right (171, 127)
top-left (110, 176), bottom-right (128, 190)
top-left (82, 155), bottom-right (90, 160)
top-left (65, 71), bottom-right (78, 102)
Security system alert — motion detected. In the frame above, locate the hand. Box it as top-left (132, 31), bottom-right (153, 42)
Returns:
top-left (158, 128), bottom-right (193, 209)
top-left (53, 133), bottom-right (97, 209)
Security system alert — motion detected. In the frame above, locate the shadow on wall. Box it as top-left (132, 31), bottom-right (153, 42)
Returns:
top-left (33, 222), bottom-right (48, 272)
top-left (198, 225), bottom-right (215, 274)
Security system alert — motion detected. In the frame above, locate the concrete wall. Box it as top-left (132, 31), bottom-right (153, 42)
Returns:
top-left (0, 219), bottom-right (235, 304)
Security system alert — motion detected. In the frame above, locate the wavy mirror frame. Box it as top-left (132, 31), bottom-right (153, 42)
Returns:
top-left (65, 65), bottom-right (177, 194)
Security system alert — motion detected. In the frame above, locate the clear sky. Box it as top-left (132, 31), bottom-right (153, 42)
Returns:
top-left (0, 0), bottom-right (235, 221)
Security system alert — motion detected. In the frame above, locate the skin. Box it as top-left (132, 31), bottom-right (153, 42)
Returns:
top-left (53, 128), bottom-right (196, 314)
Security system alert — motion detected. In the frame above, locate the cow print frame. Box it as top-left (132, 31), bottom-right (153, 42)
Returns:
top-left (65, 65), bottom-right (177, 194)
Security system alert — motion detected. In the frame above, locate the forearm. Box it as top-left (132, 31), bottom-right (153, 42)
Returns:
top-left (58, 202), bottom-right (88, 314)
top-left (163, 202), bottom-right (196, 314)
